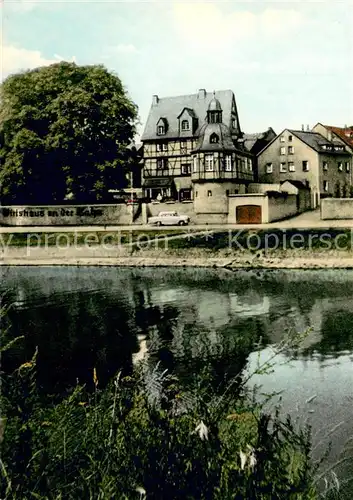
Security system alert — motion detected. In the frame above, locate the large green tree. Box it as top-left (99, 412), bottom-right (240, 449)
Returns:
top-left (0, 62), bottom-right (138, 203)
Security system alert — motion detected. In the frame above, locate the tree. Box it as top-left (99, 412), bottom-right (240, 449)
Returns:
top-left (0, 62), bottom-right (138, 204)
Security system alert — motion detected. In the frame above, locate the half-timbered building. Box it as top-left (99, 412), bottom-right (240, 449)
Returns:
top-left (141, 89), bottom-right (254, 202)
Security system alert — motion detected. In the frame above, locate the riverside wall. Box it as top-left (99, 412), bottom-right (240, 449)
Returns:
top-left (0, 204), bottom-right (140, 226)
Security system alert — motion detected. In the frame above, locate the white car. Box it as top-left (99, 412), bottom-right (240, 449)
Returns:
top-left (148, 211), bottom-right (190, 226)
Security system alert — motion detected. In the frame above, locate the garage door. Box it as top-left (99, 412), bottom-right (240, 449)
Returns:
top-left (236, 205), bottom-right (262, 224)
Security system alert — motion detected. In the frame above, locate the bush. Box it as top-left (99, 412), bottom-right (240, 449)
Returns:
top-left (0, 350), bottom-right (318, 499)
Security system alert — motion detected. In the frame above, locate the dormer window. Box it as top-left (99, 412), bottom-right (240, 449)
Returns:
top-left (181, 120), bottom-right (189, 131)
top-left (210, 133), bottom-right (219, 144)
top-left (156, 118), bottom-right (168, 136)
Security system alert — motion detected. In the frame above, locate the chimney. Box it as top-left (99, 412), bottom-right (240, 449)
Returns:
top-left (198, 88), bottom-right (206, 99)
top-left (152, 95), bottom-right (159, 106)
top-left (306, 124), bottom-right (310, 131)
top-left (301, 124), bottom-right (304, 131)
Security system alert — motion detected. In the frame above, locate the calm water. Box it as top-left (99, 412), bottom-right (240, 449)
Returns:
top-left (2, 266), bottom-right (353, 493)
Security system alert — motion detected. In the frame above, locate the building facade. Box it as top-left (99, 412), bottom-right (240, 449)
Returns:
top-left (243, 127), bottom-right (277, 181)
top-left (141, 89), bottom-right (254, 202)
top-left (257, 129), bottom-right (352, 207)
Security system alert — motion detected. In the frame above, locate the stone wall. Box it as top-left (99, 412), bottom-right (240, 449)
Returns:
top-left (247, 183), bottom-right (281, 194)
top-left (267, 193), bottom-right (297, 222)
top-left (321, 198), bottom-right (353, 220)
top-left (0, 204), bottom-right (138, 226)
top-left (193, 182), bottom-right (240, 215)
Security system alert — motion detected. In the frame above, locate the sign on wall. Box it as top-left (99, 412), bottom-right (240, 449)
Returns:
top-left (0, 205), bottom-right (135, 226)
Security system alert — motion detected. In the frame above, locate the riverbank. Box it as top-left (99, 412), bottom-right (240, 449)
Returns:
top-left (2, 227), bottom-right (353, 268)
top-left (2, 247), bottom-right (353, 268)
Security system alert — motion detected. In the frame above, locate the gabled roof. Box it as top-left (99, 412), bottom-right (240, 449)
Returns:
top-left (157, 117), bottom-right (168, 126)
top-left (257, 128), bottom-right (351, 156)
top-left (323, 124), bottom-right (353, 148)
top-left (280, 180), bottom-right (310, 190)
top-left (289, 130), bottom-right (350, 154)
top-left (243, 133), bottom-right (263, 152)
top-left (177, 107), bottom-right (197, 119)
top-left (289, 130), bottom-right (328, 152)
top-left (141, 90), bottom-right (235, 141)
top-left (243, 127), bottom-right (276, 153)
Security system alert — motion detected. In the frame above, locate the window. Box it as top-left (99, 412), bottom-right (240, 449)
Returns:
top-left (288, 162), bottom-right (295, 172)
top-left (323, 161), bottom-right (328, 171)
top-left (225, 155), bottom-right (232, 171)
top-left (288, 146), bottom-right (294, 154)
top-left (280, 136), bottom-right (285, 142)
top-left (248, 158), bottom-right (253, 170)
top-left (207, 190), bottom-right (212, 197)
top-left (193, 156), bottom-right (198, 173)
top-left (210, 133), bottom-right (219, 144)
top-left (195, 191), bottom-right (198, 197)
top-left (280, 162), bottom-right (287, 173)
top-left (157, 125), bottom-right (165, 135)
top-left (157, 158), bottom-right (168, 170)
top-left (181, 164), bottom-right (191, 175)
top-left (280, 146), bottom-right (286, 155)
top-left (323, 181), bottom-right (329, 192)
top-left (181, 120), bottom-right (189, 131)
top-left (302, 161), bottom-right (309, 172)
top-left (288, 135), bottom-right (293, 142)
top-left (226, 190), bottom-right (229, 196)
top-left (180, 141), bottom-right (187, 153)
top-left (205, 154), bottom-right (214, 171)
top-left (232, 118), bottom-right (236, 128)
top-left (266, 163), bottom-right (273, 173)
top-left (156, 142), bottom-right (167, 152)
top-left (338, 162), bottom-right (343, 172)
top-left (346, 162), bottom-right (350, 172)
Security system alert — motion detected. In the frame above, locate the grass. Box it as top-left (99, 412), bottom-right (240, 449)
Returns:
top-left (0, 229), bottom-right (195, 248)
top-left (167, 228), bottom-right (353, 253)
top-left (3, 228), bottom-right (353, 255)
top-left (0, 318), bottom-right (322, 499)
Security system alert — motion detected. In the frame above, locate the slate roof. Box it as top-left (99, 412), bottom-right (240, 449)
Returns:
top-left (243, 133), bottom-right (263, 152)
top-left (243, 128), bottom-right (276, 153)
top-left (324, 125), bottom-right (353, 149)
top-left (141, 90), bottom-right (235, 141)
top-left (289, 130), bottom-right (351, 155)
top-left (192, 122), bottom-right (236, 153)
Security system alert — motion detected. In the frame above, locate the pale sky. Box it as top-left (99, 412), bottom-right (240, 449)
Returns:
top-left (2, 0), bottom-right (353, 140)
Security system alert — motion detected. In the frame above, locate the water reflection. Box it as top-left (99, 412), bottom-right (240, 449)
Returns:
top-left (2, 266), bottom-right (353, 397)
top-left (3, 266), bottom-right (353, 496)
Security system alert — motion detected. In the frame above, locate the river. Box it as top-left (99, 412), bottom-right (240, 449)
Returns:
top-left (1, 266), bottom-right (353, 495)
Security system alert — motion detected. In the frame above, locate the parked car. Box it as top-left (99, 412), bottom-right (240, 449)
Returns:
top-left (148, 211), bottom-right (190, 226)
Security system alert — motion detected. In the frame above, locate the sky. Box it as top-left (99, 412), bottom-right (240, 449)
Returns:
top-left (1, 0), bottom-right (353, 140)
